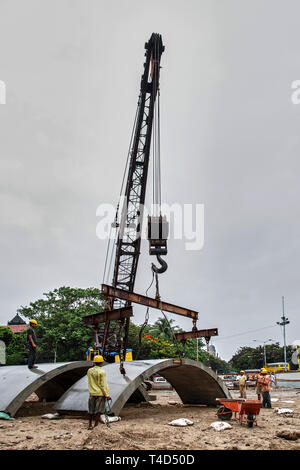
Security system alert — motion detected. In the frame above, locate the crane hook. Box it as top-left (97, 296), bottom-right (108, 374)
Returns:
top-left (151, 254), bottom-right (168, 274)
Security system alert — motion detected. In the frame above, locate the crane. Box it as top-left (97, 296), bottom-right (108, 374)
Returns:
top-left (84, 33), bottom-right (218, 374)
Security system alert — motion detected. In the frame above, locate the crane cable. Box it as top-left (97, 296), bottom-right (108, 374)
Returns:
top-left (137, 269), bottom-right (182, 359)
top-left (154, 272), bottom-right (182, 358)
top-left (136, 271), bottom-right (155, 359)
top-left (152, 39), bottom-right (162, 216)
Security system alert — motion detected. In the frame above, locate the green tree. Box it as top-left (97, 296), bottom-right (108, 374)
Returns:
top-left (0, 327), bottom-right (14, 346)
top-left (148, 317), bottom-right (180, 340)
top-left (206, 354), bottom-right (233, 374)
top-left (229, 343), bottom-right (297, 371)
top-left (17, 287), bottom-right (102, 362)
top-left (129, 317), bottom-right (231, 371)
top-left (0, 327), bottom-right (27, 365)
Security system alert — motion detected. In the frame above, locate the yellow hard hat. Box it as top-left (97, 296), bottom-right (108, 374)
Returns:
top-left (93, 355), bottom-right (104, 363)
top-left (261, 368), bottom-right (268, 374)
top-left (240, 370), bottom-right (245, 374)
top-left (29, 319), bottom-right (38, 326)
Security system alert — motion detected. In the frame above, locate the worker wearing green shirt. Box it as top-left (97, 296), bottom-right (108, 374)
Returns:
top-left (87, 355), bottom-right (111, 429)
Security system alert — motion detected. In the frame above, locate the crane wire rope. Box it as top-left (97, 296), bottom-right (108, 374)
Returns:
top-left (136, 271), bottom-right (155, 359)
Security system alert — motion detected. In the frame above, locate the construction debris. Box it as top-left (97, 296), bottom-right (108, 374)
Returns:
top-left (168, 418), bottom-right (194, 427)
top-left (210, 421), bottom-right (232, 432)
top-left (274, 408), bottom-right (294, 416)
top-left (41, 413), bottom-right (61, 420)
top-left (100, 415), bottom-right (121, 424)
top-left (0, 412), bottom-right (14, 421)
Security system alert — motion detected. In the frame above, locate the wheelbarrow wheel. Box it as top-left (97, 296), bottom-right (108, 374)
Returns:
top-left (247, 412), bottom-right (254, 428)
top-left (217, 405), bottom-right (233, 421)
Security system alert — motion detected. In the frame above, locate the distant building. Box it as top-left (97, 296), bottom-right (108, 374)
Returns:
top-left (1, 314), bottom-right (28, 334)
top-left (208, 344), bottom-right (217, 357)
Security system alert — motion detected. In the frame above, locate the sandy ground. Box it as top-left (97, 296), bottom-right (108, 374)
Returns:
top-left (0, 388), bottom-right (300, 450)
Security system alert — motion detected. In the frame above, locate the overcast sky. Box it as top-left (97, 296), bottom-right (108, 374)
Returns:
top-left (0, 0), bottom-right (299, 361)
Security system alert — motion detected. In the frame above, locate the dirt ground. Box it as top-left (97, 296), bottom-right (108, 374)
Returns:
top-left (0, 388), bottom-right (300, 450)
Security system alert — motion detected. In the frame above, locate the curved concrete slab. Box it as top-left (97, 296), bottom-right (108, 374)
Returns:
top-left (55, 358), bottom-right (230, 416)
top-left (0, 361), bottom-right (92, 417)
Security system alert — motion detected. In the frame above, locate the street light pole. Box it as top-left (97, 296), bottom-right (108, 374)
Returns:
top-left (277, 296), bottom-right (290, 372)
top-left (253, 339), bottom-right (274, 368)
top-left (263, 343), bottom-right (266, 367)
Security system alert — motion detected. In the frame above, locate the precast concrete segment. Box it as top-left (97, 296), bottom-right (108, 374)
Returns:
top-left (55, 358), bottom-right (230, 416)
top-left (0, 361), bottom-right (92, 417)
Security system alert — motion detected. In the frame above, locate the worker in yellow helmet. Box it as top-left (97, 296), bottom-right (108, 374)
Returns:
top-left (87, 354), bottom-right (111, 429)
top-left (238, 370), bottom-right (247, 398)
top-left (260, 368), bottom-right (272, 408)
top-left (27, 320), bottom-right (38, 370)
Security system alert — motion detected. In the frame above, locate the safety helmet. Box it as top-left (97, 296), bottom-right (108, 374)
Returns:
top-left (261, 368), bottom-right (268, 374)
top-left (29, 319), bottom-right (38, 326)
top-left (93, 355), bottom-right (104, 363)
top-left (240, 370), bottom-right (245, 374)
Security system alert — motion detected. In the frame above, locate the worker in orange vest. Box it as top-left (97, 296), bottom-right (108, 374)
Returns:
top-left (255, 369), bottom-right (264, 400)
top-left (259, 368), bottom-right (272, 408)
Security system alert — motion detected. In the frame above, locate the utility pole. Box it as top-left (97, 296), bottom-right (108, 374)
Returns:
top-left (253, 339), bottom-right (274, 367)
top-left (277, 296), bottom-right (290, 372)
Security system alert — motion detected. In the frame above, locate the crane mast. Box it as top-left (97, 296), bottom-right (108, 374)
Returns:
top-left (84, 33), bottom-right (218, 373)
top-left (94, 34), bottom-right (165, 365)
top-left (112, 33), bottom-right (164, 299)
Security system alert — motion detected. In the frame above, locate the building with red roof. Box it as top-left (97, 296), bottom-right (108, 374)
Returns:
top-left (0, 314), bottom-right (28, 334)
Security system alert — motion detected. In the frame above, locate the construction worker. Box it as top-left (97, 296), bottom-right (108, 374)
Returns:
top-left (259, 368), bottom-right (272, 408)
top-left (87, 355), bottom-right (111, 430)
top-left (27, 320), bottom-right (38, 369)
top-left (255, 369), bottom-right (264, 400)
top-left (238, 370), bottom-right (247, 398)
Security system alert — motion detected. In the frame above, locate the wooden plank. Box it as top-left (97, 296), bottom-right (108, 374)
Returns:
top-left (174, 328), bottom-right (218, 342)
top-left (83, 307), bottom-right (133, 326)
top-left (101, 284), bottom-right (198, 320)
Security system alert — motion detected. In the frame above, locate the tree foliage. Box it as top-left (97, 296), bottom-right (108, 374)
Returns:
top-left (127, 318), bottom-right (232, 372)
top-left (0, 327), bottom-right (27, 365)
top-left (17, 287), bottom-right (101, 362)
top-left (147, 318), bottom-right (180, 341)
top-left (229, 343), bottom-right (298, 371)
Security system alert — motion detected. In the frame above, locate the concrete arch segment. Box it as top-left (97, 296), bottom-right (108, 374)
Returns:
top-left (54, 358), bottom-right (231, 416)
top-left (0, 361), bottom-right (92, 417)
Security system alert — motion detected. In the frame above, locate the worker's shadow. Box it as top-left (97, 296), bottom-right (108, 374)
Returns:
top-left (122, 375), bottom-right (131, 383)
top-left (28, 368), bottom-right (45, 375)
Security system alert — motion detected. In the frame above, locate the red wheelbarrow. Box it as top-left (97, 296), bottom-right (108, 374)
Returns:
top-left (216, 398), bottom-right (261, 427)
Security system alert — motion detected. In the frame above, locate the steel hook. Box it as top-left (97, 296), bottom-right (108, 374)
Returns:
top-left (151, 254), bottom-right (168, 274)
